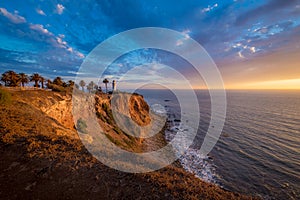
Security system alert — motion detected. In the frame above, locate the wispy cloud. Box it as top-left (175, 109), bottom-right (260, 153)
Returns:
top-left (176, 30), bottom-right (191, 46)
top-left (28, 23), bottom-right (84, 58)
top-left (237, 51), bottom-right (245, 59)
top-left (66, 47), bottom-right (85, 58)
top-left (0, 8), bottom-right (85, 61)
top-left (36, 8), bottom-right (46, 16)
top-left (0, 8), bottom-right (26, 24)
top-left (29, 24), bottom-right (51, 36)
top-left (201, 3), bottom-right (218, 13)
top-left (55, 4), bottom-right (65, 15)
top-left (249, 46), bottom-right (256, 53)
top-left (230, 41), bottom-right (257, 58)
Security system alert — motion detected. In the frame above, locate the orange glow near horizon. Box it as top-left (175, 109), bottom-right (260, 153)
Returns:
top-left (225, 78), bottom-right (300, 90)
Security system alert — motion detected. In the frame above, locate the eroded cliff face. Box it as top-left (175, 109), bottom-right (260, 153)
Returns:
top-left (73, 91), bottom-right (154, 151)
top-left (16, 91), bottom-right (74, 130)
top-left (14, 89), bottom-right (164, 153)
top-left (39, 94), bottom-right (74, 130)
top-left (18, 90), bottom-right (151, 128)
top-left (19, 90), bottom-right (154, 152)
top-left (94, 92), bottom-right (151, 127)
top-left (108, 93), bottom-right (151, 126)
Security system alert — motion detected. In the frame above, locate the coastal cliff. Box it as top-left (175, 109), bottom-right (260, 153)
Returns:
top-left (0, 88), bottom-right (255, 199)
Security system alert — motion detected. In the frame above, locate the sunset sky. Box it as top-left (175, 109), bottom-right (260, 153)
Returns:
top-left (0, 0), bottom-right (299, 89)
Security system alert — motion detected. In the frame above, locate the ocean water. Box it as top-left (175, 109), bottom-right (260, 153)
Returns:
top-left (136, 89), bottom-right (300, 200)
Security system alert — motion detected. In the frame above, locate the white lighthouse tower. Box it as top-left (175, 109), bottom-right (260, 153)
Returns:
top-left (112, 80), bottom-right (116, 91)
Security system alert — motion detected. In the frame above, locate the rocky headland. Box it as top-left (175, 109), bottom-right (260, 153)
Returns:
top-left (0, 88), bottom-right (256, 199)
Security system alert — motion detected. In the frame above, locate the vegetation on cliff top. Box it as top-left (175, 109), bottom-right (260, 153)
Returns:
top-left (0, 70), bottom-right (113, 94)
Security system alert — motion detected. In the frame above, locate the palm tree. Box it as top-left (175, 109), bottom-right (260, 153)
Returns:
top-left (2, 71), bottom-right (20, 87)
top-left (10, 71), bottom-right (20, 87)
top-left (86, 84), bottom-right (92, 93)
top-left (53, 77), bottom-right (63, 86)
top-left (88, 81), bottom-right (96, 92)
top-left (79, 80), bottom-right (86, 91)
top-left (31, 73), bottom-right (41, 88)
top-left (1, 72), bottom-right (10, 86)
top-left (103, 78), bottom-right (109, 93)
top-left (93, 84), bottom-right (98, 91)
top-left (39, 76), bottom-right (45, 89)
top-left (46, 79), bottom-right (52, 89)
top-left (67, 80), bottom-right (75, 87)
top-left (19, 73), bottom-right (29, 87)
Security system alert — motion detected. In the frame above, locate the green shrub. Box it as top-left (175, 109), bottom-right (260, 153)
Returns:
top-left (76, 118), bottom-right (87, 134)
top-left (0, 89), bottom-right (12, 105)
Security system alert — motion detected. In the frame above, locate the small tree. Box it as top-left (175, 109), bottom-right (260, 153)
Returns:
top-left (30, 73), bottom-right (41, 88)
top-left (103, 78), bottom-right (109, 93)
top-left (9, 71), bottom-right (20, 87)
top-left (79, 80), bottom-right (86, 91)
top-left (39, 76), bottom-right (45, 89)
top-left (87, 81), bottom-right (96, 93)
top-left (67, 80), bottom-right (75, 87)
top-left (86, 85), bottom-right (92, 93)
top-left (19, 73), bottom-right (29, 87)
top-left (1, 72), bottom-right (9, 86)
top-left (53, 77), bottom-right (64, 86)
top-left (90, 81), bottom-right (95, 89)
top-left (1, 71), bottom-right (20, 87)
top-left (94, 84), bottom-right (98, 91)
top-left (46, 79), bottom-right (52, 88)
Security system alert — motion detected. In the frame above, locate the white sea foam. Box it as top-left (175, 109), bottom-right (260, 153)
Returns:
top-left (162, 108), bottom-right (219, 184)
top-left (150, 104), bottom-right (167, 115)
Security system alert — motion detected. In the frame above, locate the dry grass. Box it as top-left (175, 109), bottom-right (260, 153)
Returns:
top-left (0, 88), bottom-right (12, 105)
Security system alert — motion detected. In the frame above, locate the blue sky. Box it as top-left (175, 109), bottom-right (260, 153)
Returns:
top-left (0, 0), bottom-right (300, 88)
